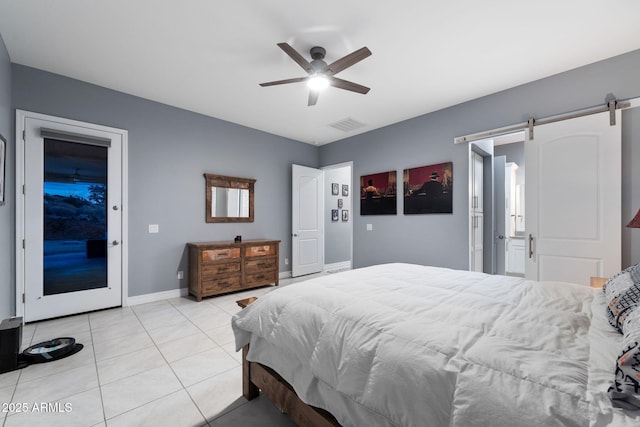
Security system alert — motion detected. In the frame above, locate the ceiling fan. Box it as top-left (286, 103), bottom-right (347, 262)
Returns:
top-left (260, 42), bottom-right (372, 106)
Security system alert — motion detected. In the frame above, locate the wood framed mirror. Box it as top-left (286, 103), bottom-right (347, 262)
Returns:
top-left (204, 174), bottom-right (255, 223)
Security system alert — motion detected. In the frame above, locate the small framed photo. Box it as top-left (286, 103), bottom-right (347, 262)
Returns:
top-left (338, 199), bottom-right (343, 208)
top-left (342, 210), bottom-right (349, 222)
top-left (342, 184), bottom-right (349, 196)
top-left (331, 183), bottom-right (339, 195)
top-left (331, 209), bottom-right (339, 221)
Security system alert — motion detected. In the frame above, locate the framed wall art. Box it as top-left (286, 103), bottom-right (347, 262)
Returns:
top-left (331, 209), bottom-right (339, 222)
top-left (331, 183), bottom-right (339, 195)
top-left (342, 210), bottom-right (349, 221)
top-left (342, 184), bottom-right (349, 196)
top-left (360, 170), bottom-right (397, 215)
top-left (403, 162), bottom-right (453, 214)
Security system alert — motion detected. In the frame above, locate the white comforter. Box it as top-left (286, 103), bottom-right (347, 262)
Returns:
top-left (232, 263), bottom-right (638, 426)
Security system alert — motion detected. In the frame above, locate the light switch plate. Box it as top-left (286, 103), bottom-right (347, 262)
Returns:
top-left (149, 224), bottom-right (159, 233)
top-left (366, 224), bottom-right (373, 231)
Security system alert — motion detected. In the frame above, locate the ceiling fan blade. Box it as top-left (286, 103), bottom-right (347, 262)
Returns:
top-left (277, 42), bottom-right (312, 73)
top-left (326, 47), bottom-right (372, 75)
top-left (308, 90), bottom-right (319, 106)
top-left (328, 76), bottom-right (370, 94)
top-left (259, 77), bottom-right (307, 87)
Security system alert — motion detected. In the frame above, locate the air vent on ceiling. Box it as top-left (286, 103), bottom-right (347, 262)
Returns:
top-left (329, 117), bottom-right (366, 133)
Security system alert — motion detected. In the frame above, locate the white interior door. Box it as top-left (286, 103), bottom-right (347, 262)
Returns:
top-left (18, 112), bottom-right (125, 321)
top-left (525, 110), bottom-right (621, 284)
top-left (292, 164), bottom-right (324, 277)
top-left (494, 155), bottom-right (506, 275)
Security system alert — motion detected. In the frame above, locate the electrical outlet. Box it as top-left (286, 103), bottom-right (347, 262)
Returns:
top-left (177, 271), bottom-right (184, 279)
top-left (285, 258), bottom-right (289, 265)
top-left (366, 224), bottom-right (373, 231)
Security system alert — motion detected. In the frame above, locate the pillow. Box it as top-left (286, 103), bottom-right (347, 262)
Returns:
top-left (609, 306), bottom-right (640, 410)
top-left (604, 264), bottom-right (640, 332)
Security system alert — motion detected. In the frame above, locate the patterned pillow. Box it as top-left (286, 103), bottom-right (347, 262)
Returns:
top-left (609, 306), bottom-right (640, 410)
top-left (604, 264), bottom-right (640, 332)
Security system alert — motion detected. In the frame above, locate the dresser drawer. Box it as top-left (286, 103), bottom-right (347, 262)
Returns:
top-left (245, 257), bottom-right (276, 274)
top-left (245, 270), bottom-right (277, 286)
top-left (245, 244), bottom-right (276, 257)
top-left (202, 247), bottom-right (240, 262)
top-left (188, 240), bottom-right (279, 301)
top-left (202, 262), bottom-right (241, 276)
top-left (202, 275), bottom-right (242, 294)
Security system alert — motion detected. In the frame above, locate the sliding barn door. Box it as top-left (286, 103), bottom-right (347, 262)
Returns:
top-left (525, 111), bottom-right (621, 284)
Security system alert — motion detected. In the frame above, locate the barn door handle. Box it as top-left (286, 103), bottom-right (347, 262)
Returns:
top-left (528, 234), bottom-right (534, 258)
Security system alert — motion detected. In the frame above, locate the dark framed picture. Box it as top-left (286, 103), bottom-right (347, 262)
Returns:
top-left (0, 133), bottom-right (5, 206)
top-left (403, 162), bottom-right (453, 214)
top-left (331, 209), bottom-right (339, 221)
top-left (338, 199), bottom-right (343, 208)
top-left (360, 170), bottom-right (397, 215)
top-left (331, 183), bottom-right (339, 195)
top-left (342, 210), bottom-right (349, 221)
top-left (342, 184), bottom-right (349, 196)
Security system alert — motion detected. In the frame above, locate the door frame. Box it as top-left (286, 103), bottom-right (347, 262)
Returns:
top-left (15, 110), bottom-right (129, 318)
top-left (468, 140), bottom-right (494, 273)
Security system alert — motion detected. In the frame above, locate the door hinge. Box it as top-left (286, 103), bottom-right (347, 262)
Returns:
top-left (22, 185), bottom-right (25, 195)
top-left (22, 239), bottom-right (25, 249)
top-left (22, 130), bottom-right (26, 141)
top-left (22, 293), bottom-right (25, 303)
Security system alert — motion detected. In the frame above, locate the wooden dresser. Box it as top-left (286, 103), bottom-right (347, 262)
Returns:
top-left (187, 240), bottom-right (280, 301)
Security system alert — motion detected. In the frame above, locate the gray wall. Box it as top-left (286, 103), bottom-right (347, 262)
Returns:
top-left (0, 35), bottom-right (12, 319)
top-left (319, 48), bottom-right (640, 270)
top-left (10, 65), bottom-right (318, 309)
top-left (323, 164), bottom-right (352, 265)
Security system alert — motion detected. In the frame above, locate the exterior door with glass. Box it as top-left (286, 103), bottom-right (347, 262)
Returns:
top-left (18, 111), bottom-right (125, 322)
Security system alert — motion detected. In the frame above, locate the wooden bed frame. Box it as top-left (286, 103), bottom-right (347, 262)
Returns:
top-left (242, 345), bottom-right (341, 427)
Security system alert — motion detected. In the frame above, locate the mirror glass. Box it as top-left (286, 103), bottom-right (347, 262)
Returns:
top-left (212, 187), bottom-right (250, 218)
top-left (204, 174), bottom-right (255, 223)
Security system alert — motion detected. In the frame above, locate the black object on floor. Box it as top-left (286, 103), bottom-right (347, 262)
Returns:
top-left (21, 337), bottom-right (83, 364)
top-left (0, 316), bottom-right (84, 373)
top-left (0, 317), bottom-right (23, 373)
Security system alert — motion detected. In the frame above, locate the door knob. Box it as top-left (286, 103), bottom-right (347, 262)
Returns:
top-left (497, 235), bottom-right (505, 240)
top-left (112, 240), bottom-right (119, 246)
top-left (112, 205), bottom-right (119, 211)
top-left (292, 233), bottom-right (298, 237)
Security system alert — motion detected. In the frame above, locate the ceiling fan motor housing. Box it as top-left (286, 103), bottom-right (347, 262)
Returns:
top-left (310, 46), bottom-right (326, 60)
top-left (310, 47), bottom-right (327, 73)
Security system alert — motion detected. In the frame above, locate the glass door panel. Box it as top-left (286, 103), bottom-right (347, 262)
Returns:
top-left (43, 138), bottom-right (108, 295)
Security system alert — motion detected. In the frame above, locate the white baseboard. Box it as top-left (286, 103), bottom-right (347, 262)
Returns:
top-left (126, 288), bottom-right (189, 306)
top-left (280, 271), bottom-right (292, 279)
top-left (324, 261), bottom-right (352, 273)
top-left (125, 265), bottom-right (350, 306)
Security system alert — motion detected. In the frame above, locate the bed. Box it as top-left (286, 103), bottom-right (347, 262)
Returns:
top-left (231, 263), bottom-right (640, 426)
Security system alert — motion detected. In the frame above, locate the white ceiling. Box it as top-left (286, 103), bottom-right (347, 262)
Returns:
top-left (1, 1), bottom-right (639, 145)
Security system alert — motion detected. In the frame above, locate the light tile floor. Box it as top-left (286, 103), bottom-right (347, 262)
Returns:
top-left (0, 276), bottom-right (317, 427)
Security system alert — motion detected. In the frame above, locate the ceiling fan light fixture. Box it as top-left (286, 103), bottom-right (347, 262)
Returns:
top-left (307, 74), bottom-right (329, 91)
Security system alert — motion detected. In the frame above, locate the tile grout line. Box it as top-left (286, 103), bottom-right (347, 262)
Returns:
top-left (120, 301), bottom-right (212, 425)
top-left (87, 313), bottom-right (109, 426)
top-left (163, 298), bottom-right (232, 425)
